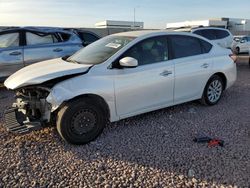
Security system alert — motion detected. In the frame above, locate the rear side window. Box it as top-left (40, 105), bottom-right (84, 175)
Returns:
top-left (194, 29), bottom-right (217, 40)
top-left (0, 33), bottom-right (19, 48)
top-left (200, 39), bottom-right (212, 53)
top-left (214, 30), bottom-right (230, 39)
top-left (26, 32), bottom-right (59, 45)
top-left (79, 32), bottom-right (99, 45)
top-left (59, 32), bottom-right (71, 42)
top-left (170, 35), bottom-right (203, 59)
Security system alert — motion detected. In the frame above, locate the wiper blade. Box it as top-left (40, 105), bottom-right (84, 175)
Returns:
top-left (66, 59), bottom-right (80, 64)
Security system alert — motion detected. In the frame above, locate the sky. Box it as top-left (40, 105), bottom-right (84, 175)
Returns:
top-left (0, 0), bottom-right (250, 29)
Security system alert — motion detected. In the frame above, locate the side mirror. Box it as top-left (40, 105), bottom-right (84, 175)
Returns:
top-left (240, 39), bottom-right (246, 43)
top-left (119, 57), bottom-right (138, 68)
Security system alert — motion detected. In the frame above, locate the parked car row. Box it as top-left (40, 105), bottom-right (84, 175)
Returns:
top-left (0, 27), bottom-right (100, 82)
top-left (3, 30), bottom-right (237, 144)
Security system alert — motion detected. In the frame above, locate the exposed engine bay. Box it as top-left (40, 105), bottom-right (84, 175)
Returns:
top-left (14, 86), bottom-right (52, 123)
top-left (4, 86), bottom-right (53, 134)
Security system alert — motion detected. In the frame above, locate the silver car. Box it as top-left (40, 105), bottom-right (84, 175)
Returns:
top-left (0, 27), bottom-right (83, 82)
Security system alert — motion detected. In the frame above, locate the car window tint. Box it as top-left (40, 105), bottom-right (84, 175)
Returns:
top-left (200, 39), bottom-right (212, 53)
top-left (59, 33), bottom-right (71, 42)
top-left (193, 30), bottom-right (203, 36)
top-left (26, 32), bottom-right (57, 45)
top-left (214, 30), bottom-right (229, 39)
top-left (170, 35), bottom-right (202, 58)
top-left (81, 33), bottom-right (99, 43)
top-left (0, 33), bottom-right (19, 48)
top-left (122, 36), bottom-right (169, 66)
top-left (195, 29), bottom-right (217, 40)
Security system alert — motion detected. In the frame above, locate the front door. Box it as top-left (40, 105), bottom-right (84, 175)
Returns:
top-left (113, 36), bottom-right (174, 119)
top-left (23, 31), bottom-right (65, 66)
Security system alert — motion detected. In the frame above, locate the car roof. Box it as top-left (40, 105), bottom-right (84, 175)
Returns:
top-left (113, 29), bottom-right (201, 38)
top-left (191, 27), bottom-right (229, 32)
top-left (0, 26), bottom-right (73, 34)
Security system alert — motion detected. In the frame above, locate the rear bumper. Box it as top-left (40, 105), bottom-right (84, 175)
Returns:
top-left (225, 64), bottom-right (237, 89)
top-left (4, 108), bottom-right (41, 134)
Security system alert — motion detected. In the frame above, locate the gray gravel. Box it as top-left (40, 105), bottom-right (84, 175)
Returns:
top-left (0, 58), bottom-right (250, 188)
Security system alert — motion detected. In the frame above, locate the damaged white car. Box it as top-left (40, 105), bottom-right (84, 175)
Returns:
top-left (4, 31), bottom-right (237, 144)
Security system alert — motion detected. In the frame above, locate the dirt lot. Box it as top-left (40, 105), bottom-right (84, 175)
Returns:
top-left (0, 57), bottom-right (249, 188)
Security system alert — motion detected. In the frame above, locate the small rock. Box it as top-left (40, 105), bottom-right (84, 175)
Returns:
top-left (178, 175), bottom-right (184, 180)
top-left (188, 169), bottom-right (195, 178)
top-left (188, 108), bottom-right (196, 114)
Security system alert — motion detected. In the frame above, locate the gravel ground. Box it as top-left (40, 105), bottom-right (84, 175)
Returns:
top-left (0, 57), bottom-right (250, 188)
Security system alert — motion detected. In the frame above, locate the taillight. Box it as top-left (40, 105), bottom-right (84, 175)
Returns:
top-left (229, 54), bottom-right (237, 63)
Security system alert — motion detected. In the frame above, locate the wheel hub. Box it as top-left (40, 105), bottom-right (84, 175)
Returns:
top-left (207, 80), bottom-right (222, 103)
top-left (71, 109), bottom-right (97, 135)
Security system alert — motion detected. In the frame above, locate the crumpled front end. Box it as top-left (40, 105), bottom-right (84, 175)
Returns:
top-left (4, 87), bottom-right (52, 134)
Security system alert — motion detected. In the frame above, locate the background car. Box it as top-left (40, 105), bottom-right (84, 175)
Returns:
top-left (0, 27), bottom-right (83, 82)
top-left (231, 35), bottom-right (245, 52)
top-left (234, 36), bottom-right (250, 54)
top-left (191, 27), bottom-right (233, 49)
top-left (73, 30), bottom-right (100, 46)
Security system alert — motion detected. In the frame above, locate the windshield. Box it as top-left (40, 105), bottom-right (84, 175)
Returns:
top-left (68, 35), bottom-right (135, 65)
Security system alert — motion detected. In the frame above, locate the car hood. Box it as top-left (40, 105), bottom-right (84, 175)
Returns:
top-left (4, 58), bottom-right (92, 90)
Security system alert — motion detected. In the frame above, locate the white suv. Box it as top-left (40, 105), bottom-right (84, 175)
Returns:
top-left (192, 27), bottom-right (233, 49)
top-left (4, 31), bottom-right (237, 144)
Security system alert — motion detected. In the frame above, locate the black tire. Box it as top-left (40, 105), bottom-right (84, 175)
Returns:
top-left (56, 98), bottom-right (107, 145)
top-left (236, 47), bottom-right (240, 55)
top-left (201, 75), bottom-right (224, 106)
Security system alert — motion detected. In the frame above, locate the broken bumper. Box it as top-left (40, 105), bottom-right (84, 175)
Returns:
top-left (4, 108), bottom-right (41, 134)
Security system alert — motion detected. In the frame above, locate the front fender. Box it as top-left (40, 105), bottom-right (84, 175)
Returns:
top-left (46, 74), bottom-right (118, 122)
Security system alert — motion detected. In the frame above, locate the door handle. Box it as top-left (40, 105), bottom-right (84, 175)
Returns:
top-left (201, 63), bottom-right (209, 68)
top-left (160, 70), bottom-right (172, 77)
top-left (53, 48), bottom-right (63, 52)
top-left (9, 51), bottom-right (21, 56)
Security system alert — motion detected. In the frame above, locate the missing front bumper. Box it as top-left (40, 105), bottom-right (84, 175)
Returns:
top-left (4, 108), bottom-right (42, 134)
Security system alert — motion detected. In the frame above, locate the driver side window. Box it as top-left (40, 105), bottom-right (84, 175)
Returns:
top-left (121, 36), bottom-right (169, 66)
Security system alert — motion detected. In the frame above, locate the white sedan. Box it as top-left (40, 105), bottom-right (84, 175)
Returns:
top-left (4, 30), bottom-right (237, 144)
top-left (234, 36), bottom-right (250, 54)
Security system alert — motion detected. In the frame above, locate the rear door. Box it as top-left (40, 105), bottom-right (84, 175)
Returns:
top-left (170, 35), bottom-right (213, 104)
top-left (0, 31), bottom-right (24, 80)
top-left (24, 31), bottom-right (61, 66)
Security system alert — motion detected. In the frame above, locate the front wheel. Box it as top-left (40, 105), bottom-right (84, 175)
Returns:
top-left (201, 75), bottom-right (224, 105)
top-left (56, 98), bottom-right (107, 145)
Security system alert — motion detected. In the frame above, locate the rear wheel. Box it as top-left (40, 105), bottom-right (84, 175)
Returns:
top-left (249, 56), bottom-right (250, 67)
top-left (201, 75), bottom-right (224, 105)
top-left (56, 98), bottom-right (107, 145)
top-left (236, 47), bottom-right (240, 55)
